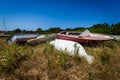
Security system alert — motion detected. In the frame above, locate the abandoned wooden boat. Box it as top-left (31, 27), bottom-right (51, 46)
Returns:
top-left (7, 33), bottom-right (56, 45)
top-left (0, 34), bottom-right (10, 37)
top-left (7, 34), bottom-right (40, 44)
top-left (56, 30), bottom-right (114, 45)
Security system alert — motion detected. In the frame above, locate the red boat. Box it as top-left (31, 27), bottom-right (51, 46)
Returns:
top-left (56, 30), bottom-right (114, 45)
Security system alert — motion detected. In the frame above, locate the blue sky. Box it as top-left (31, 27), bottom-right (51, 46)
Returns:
top-left (0, 0), bottom-right (120, 30)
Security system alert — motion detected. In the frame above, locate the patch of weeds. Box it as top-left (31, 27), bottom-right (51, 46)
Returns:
top-left (58, 51), bottom-right (67, 66)
top-left (47, 58), bottom-right (52, 68)
top-left (43, 42), bottom-right (55, 68)
top-left (100, 48), bottom-right (110, 65)
top-left (89, 72), bottom-right (94, 80)
top-left (0, 43), bottom-right (30, 72)
top-left (43, 42), bottom-right (54, 55)
top-left (102, 41), bottom-right (117, 49)
top-left (44, 42), bottom-right (68, 68)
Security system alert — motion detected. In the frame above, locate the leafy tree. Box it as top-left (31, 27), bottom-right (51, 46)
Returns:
top-left (36, 28), bottom-right (43, 34)
top-left (47, 27), bottom-right (62, 33)
top-left (14, 28), bottom-right (22, 33)
top-left (65, 27), bottom-right (86, 32)
top-left (89, 23), bottom-right (111, 34)
top-left (65, 28), bottom-right (73, 31)
top-left (111, 23), bottom-right (120, 35)
top-left (91, 23), bottom-right (110, 29)
top-left (73, 27), bottom-right (86, 31)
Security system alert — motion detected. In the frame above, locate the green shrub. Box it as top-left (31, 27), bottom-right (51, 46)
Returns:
top-left (0, 43), bottom-right (30, 72)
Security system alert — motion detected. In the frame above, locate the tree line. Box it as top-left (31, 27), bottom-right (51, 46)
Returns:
top-left (6, 22), bottom-right (120, 35)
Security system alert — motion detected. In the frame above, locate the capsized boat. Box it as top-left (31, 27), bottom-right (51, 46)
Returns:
top-left (56, 30), bottom-right (114, 45)
top-left (7, 34), bottom-right (41, 44)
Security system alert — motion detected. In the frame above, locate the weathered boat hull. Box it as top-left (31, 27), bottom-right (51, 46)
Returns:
top-left (57, 35), bottom-right (107, 45)
top-left (0, 34), bottom-right (10, 37)
top-left (56, 31), bottom-right (113, 45)
top-left (7, 34), bottom-right (40, 44)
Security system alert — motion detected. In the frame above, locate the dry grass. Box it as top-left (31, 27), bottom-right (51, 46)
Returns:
top-left (0, 37), bottom-right (120, 80)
